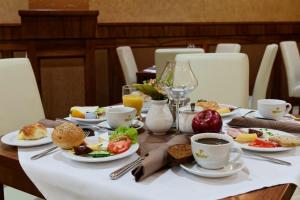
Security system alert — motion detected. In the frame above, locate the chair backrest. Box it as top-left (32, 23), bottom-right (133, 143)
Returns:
top-left (280, 41), bottom-right (300, 97)
top-left (116, 46), bottom-right (138, 84)
top-left (0, 58), bottom-right (45, 135)
top-left (251, 44), bottom-right (278, 109)
top-left (175, 53), bottom-right (249, 107)
top-left (155, 48), bottom-right (204, 78)
top-left (215, 43), bottom-right (241, 53)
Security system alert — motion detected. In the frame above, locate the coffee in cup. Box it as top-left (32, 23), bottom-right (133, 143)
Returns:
top-left (257, 99), bottom-right (292, 120)
top-left (106, 106), bottom-right (136, 129)
top-left (191, 133), bottom-right (242, 169)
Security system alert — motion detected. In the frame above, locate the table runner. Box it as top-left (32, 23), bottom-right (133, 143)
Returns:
top-left (18, 109), bottom-right (300, 200)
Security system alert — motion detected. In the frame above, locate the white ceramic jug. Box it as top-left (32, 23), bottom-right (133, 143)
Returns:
top-left (145, 99), bottom-right (173, 134)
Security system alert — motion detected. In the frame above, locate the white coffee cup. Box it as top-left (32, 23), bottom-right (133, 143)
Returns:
top-left (106, 106), bottom-right (136, 129)
top-left (191, 133), bottom-right (242, 170)
top-left (257, 99), bottom-right (292, 120)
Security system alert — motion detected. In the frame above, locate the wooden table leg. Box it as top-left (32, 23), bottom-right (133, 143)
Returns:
top-left (0, 184), bottom-right (4, 200)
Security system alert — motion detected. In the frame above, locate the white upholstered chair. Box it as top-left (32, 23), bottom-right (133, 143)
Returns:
top-left (175, 53), bottom-right (249, 107)
top-left (116, 46), bottom-right (138, 84)
top-left (155, 48), bottom-right (204, 78)
top-left (215, 43), bottom-right (241, 53)
top-left (250, 44), bottom-right (278, 109)
top-left (280, 41), bottom-right (300, 101)
top-left (0, 58), bottom-right (45, 135)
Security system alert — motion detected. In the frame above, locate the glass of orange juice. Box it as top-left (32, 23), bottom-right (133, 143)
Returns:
top-left (122, 85), bottom-right (144, 116)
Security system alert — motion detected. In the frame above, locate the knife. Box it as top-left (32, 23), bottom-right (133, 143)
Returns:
top-left (243, 151), bottom-right (292, 166)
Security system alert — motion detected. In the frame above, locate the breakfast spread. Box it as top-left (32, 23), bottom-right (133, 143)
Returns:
top-left (52, 122), bottom-right (85, 150)
top-left (227, 128), bottom-right (300, 148)
top-left (70, 106), bottom-right (105, 119)
top-left (69, 127), bottom-right (138, 158)
top-left (18, 123), bottom-right (47, 140)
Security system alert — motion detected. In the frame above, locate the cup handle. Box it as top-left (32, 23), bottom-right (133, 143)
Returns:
top-left (285, 103), bottom-right (292, 115)
top-left (229, 147), bottom-right (243, 164)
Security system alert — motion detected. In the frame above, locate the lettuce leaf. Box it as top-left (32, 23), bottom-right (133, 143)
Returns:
top-left (109, 127), bottom-right (138, 144)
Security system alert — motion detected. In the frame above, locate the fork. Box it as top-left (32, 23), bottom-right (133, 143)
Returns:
top-left (30, 129), bottom-right (91, 160)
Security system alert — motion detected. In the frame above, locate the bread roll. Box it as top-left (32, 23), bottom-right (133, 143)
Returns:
top-left (52, 122), bottom-right (85, 149)
top-left (18, 123), bottom-right (47, 140)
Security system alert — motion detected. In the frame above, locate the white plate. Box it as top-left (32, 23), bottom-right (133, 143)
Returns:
top-left (98, 120), bottom-right (144, 130)
top-left (70, 105), bottom-right (124, 123)
top-left (61, 136), bottom-right (139, 162)
top-left (234, 128), bottom-right (293, 152)
top-left (218, 104), bottom-right (238, 117)
top-left (1, 128), bottom-right (53, 147)
top-left (250, 111), bottom-right (297, 122)
top-left (180, 159), bottom-right (245, 178)
top-left (195, 103), bottom-right (237, 117)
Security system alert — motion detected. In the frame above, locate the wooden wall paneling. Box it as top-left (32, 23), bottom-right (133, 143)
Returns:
top-left (1, 50), bottom-right (13, 58)
top-left (84, 40), bottom-right (97, 105)
top-left (95, 49), bottom-right (109, 106)
top-left (2, 18), bottom-right (300, 116)
top-left (40, 58), bottom-right (85, 119)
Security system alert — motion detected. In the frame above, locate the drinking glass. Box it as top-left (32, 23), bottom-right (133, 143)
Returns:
top-left (159, 60), bottom-right (198, 131)
top-left (122, 85), bottom-right (144, 116)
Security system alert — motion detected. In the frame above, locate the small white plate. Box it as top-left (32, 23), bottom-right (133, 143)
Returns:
top-left (61, 136), bottom-right (139, 162)
top-left (70, 116), bottom-right (105, 123)
top-left (249, 111), bottom-right (297, 122)
top-left (98, 120), bottom-right (144, 130)
top-left (1, 128), bottom-right (53, 147)
top-left (234, 128), bottom-right (293, 152)
top-left (70, 105), bottom-right (124, 123)
top-left (219, 104), bottom-right (238, 117)
top-left (180, 159), bottom-right (245, 178)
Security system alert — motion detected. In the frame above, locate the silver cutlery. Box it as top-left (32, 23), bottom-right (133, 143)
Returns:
top-left (30, 129), bottom-right (91, 160)
top-left (242, 110), bottom-right (255, 117)
top-left (243, 151), bottom-right (292, 166)
top-left (110, 157), bottom-right (143, 180)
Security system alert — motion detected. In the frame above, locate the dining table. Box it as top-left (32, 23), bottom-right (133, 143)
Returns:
top-left (0, 118), bottom-right (298, 200)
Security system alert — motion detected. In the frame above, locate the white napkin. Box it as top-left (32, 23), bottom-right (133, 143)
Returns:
top-left (18, 109), bottom-right (300, 200)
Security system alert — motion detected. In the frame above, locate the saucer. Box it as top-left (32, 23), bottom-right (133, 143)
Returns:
top-left (180, 159), bottom-right (245, 178)
top-left (98, 120), bottom-right (144, 130)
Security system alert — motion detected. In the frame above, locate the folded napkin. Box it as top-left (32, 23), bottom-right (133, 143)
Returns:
top-left (38, 119), bottom-right (63, 128)
top-left (132, 132), bottom-right (190, 181)
top-left (228, 117), bottom-right (300, 133)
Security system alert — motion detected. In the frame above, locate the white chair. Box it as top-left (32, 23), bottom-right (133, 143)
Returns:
top-left (280, 41), bottom-right (300, 101)
top-left (250, 44), bottom-right (278, 109)
top-left (175, 53), bottom-right (249, 107)
top-left (116, 46), bottom-right (138, 84)
top-left (215, 43), bottom-right (241, 53)
top-left (0, 58), bottom-right (45, 135)
top-left (155, 48), bottom-right (205, 78)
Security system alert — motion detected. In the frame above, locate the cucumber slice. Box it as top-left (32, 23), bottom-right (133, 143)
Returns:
top-left (87, 151), bottom-right (111, 158)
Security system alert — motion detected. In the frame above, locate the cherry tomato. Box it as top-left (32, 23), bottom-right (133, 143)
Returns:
top-left (108, 137), bottom-right (131, 154)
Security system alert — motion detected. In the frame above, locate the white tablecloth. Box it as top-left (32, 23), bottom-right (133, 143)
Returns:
top-left (19, 110), bottom-right (300, 200)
